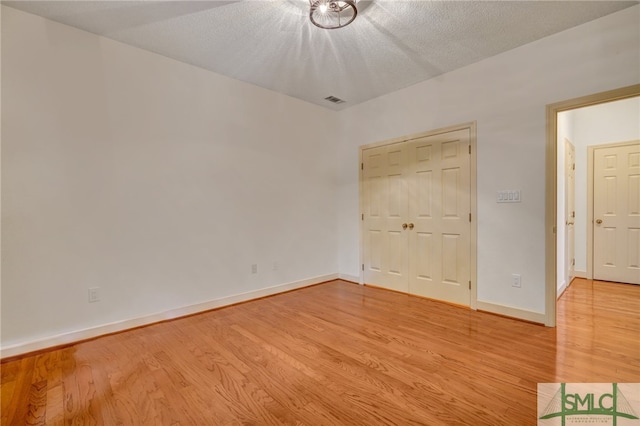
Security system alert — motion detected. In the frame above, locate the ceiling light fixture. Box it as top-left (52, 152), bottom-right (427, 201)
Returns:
top-left (309, 0), bottom-right (357, 30)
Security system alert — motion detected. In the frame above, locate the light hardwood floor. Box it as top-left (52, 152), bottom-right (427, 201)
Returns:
top-left (2, 278), bottom-right (639, 425)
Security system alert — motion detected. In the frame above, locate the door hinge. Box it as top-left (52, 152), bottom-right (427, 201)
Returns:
top-left (362, 264), bottom-right (365, 271)
top-left (469, 213), bottom-right (472, 222)
top-left (572, 258), bottom-right (575, 266)
top-left (571, 211), bottom-right (575, 218)
top-left (469, 281), bottom-right (471, 290)
top-left (572, 163), bottom-right (575, 170)
top-left (468, 145), bottom-right (471, 154)
top-left (361, 213), bottom-right (364, 220)
top-left (361, 162), bottom-right (364, 170)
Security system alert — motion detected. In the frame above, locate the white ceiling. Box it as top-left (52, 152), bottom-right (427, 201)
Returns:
top-left (3, 0), bottom-right (637, 110)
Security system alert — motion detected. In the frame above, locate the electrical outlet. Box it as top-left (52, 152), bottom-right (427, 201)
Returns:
top-left (251, 264), bottom-right (258, 274)
top-left (88, 287), bottom-right (101, 303)
top-left (512, 274), bottom-right (521, 288)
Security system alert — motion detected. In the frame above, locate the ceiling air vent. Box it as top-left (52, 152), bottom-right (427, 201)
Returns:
top-left (324, 95), bottom-right (346, 104)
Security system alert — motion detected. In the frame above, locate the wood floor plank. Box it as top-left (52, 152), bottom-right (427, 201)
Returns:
top-left (0, 380), bottom-right (16, 425)
top-left (44, 383), bottom-right (64, 426)
top-left (1, 278), bottom-right (639, 425)
top-left (25, 380), bottom-right (47, 426)
top-left (3, 357), bottom-right (36, 425)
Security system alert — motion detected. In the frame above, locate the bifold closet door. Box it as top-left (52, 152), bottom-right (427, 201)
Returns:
top-left (362, 128), bottom-right (471, 306)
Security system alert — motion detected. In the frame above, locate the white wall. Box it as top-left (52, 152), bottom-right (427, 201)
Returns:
top-left (566, 97), bottom-right (640, 275)
top-left (1, 6), bottom-right (339, 351)
top-left (337, 6), bottom-right (640, 315)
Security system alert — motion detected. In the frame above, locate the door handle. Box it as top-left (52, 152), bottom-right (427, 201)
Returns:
top-left (566, 221), bottom-right (574, 225)
top-left (596, 219), bottom-right (603, 224)
top-left (402, 223), bottom-right (408, 230)
top-left (408, 223), bottom-right (414, 230)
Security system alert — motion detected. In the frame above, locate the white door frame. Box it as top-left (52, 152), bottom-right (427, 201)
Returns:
top-left (359, 122), bottom-right (478, 310)
top-left (545, 84), bottom-right (640, 327)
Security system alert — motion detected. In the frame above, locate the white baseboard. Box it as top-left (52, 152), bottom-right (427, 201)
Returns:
top-left (574, 270), bottom-right (587, 279)
top-left (558, 281), bottom-right (568, 299)
top-left (338, 273), bottom-right (360, 284)
top-left (476, 300), bottom-right (546, 324)
top-left (0, 273), bottom-right (338, 359)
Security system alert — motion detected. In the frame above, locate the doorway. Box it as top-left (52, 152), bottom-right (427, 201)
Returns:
top-left (546, 84), bottom-right (640, 326)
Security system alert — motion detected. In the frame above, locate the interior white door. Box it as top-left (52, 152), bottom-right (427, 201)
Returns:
top-left (565, 139), bottom-right (576, 285)
top-left (362, 144), bottom-right (410, 293)
top-left (362, 128), bottom-right (472, 306)
top-left (408, 129), bottom-right (471, 305)
top-left (593, 142), bottom-right (640, 284)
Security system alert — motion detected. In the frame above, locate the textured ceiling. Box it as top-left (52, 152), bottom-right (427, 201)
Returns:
top-left (3, 0), bottom-right (638, 110)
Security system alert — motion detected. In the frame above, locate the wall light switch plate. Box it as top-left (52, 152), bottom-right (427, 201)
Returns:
top-left (497, 190), bottom-right (521, 203)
